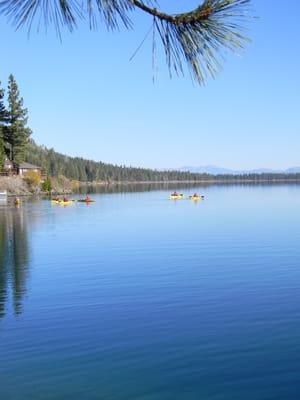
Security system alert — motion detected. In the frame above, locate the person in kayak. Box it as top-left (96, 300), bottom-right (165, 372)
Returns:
top-left (86, 195), bottom-right (90, 201)
top-left (172, 191), bottom-right (178, 196)
top-left (63, 196), bottom-right (69, 202)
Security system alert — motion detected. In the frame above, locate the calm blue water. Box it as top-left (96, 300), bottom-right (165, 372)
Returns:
top-left (1, 184), bottom-right (300, 399)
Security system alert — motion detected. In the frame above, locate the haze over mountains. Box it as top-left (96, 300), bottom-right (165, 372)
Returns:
top-left (180, 166), bottom-right (300, 175)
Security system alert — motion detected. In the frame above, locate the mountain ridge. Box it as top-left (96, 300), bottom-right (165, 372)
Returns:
top-left (180, 165), bottom-right (300, 175)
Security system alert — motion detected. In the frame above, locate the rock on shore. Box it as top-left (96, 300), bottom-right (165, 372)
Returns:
top-left (0, 175), bottom-right (76, 196)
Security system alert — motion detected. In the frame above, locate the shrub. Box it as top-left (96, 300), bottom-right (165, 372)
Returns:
top-left (41, 177), bottom-right (52, 192)
top-left (23, 171), bottom-right (41, 187)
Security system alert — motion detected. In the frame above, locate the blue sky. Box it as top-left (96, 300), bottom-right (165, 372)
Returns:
top-left (0, 0), bottom-right (299, 169)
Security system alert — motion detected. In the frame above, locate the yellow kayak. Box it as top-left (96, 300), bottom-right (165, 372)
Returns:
top-left (51, 200), bottom-right (73, 206)
top-left (189, 195), bottom-right (204, 201)
top-left (170, 194), bottom-right (184, 200)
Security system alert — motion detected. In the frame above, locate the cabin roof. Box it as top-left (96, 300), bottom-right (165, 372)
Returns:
top-left (18, 162), bottom-right (41, 170)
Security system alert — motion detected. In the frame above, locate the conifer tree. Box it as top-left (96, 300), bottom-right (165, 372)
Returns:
top-left (0, 80), bottom-right (7, 168)
top-left (0, 136), bottom-right (4, 169)
top-left (4, 75), bottom-right (32, 163)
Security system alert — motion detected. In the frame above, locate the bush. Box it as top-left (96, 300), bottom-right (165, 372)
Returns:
top-left (23, 171), bottom-right (41, 187)
top-left (41, 177), bottom-right (52, 192)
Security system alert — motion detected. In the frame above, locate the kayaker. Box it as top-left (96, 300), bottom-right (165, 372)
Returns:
top-left (63, 196), bottom-right (69, 202)
top-left (86, 195), bottom-right (90, 201)
top-left (172, 191), bottom-right (178, 196)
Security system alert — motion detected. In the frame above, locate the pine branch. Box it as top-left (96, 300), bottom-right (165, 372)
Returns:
top-left (139, 0), bottom-right (252, 84)
top-left (131, 0), bottom-right (215, 24)
top-left (0, 0), bottom-right (252, 84)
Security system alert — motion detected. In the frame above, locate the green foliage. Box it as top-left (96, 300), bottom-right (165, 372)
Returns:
top-left (0, 136), bottom-right (4, 169)
top-left (3, 75), bottom-right (31, 163)
top-left (24, 141), bottom-right (203, 182)
top-left (0, 80), bottom-right (7, 125)
top-left (41, 176), bottom-right (52, 192)
top-left (0, 80), bottom-right (7, 168)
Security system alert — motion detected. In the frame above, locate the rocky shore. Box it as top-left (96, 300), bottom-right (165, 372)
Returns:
top-left (0, 175), bottom-right (77, 196)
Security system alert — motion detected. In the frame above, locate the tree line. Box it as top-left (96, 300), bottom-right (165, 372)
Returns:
top-left (24, 141), bottom-right (209, 182)
top-left (24, 141), bottom-right (300, 183)
top-left (0, 75), bottom-right (31, 168)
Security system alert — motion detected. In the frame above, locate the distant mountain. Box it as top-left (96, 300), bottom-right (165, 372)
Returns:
top-left (286, 167), bottom-right (300, 173)
top-left (180, 165), bottom-right (236, 175)
top-left (180, 165), bottom-right (300, 175)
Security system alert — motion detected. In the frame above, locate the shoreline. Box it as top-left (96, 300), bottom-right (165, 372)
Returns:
top-left (85, 178), bottom-right (300, 185)
top-left (2, 176), bottom-right (300, 197)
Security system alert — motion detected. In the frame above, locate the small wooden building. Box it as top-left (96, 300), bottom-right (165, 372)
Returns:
top-left (17, 162), bottom-right (42, 176)
top-left (3, 159), bottom-right (14, 171)
top-left (1, 159), bottom-right (16, 175)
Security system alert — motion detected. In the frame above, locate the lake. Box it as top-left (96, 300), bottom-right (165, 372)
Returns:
top-left (1, 184), bottom-right (300, 399)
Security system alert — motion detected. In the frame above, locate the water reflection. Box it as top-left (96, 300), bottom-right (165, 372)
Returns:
top-left (78, 182), bottom-right (215, 195)
top-left (77, 181), bottom-right (300, 195)
top-left (0, 206), bottom-right (30, 318)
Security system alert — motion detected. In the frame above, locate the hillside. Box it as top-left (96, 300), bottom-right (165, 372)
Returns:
top-left (24, 141), bottom-right (209, 183)
top-left (24, 141), bottom-right (300, 184)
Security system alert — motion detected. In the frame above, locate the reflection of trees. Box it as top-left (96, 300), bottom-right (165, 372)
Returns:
top-left (79, 182), bottom-right (215, 195)
top-left (0, 207), bottom-right (30, 318)
top-left (79, 181), bottom-right (299, 195)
